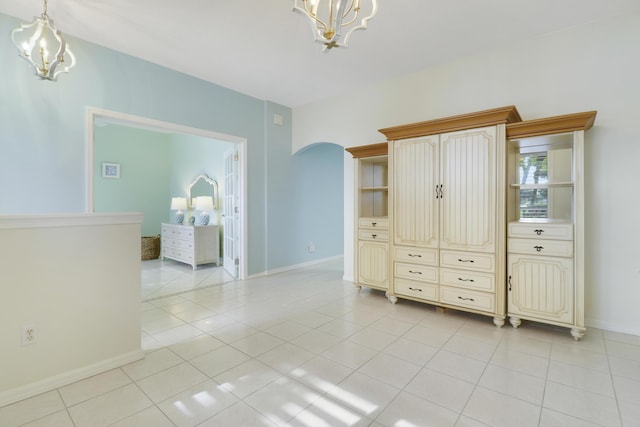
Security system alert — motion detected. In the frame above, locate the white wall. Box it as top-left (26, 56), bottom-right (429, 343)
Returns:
top-left (0, 214), bottom-right (144, 406)
top-left (293, 12), bottom-right (640, 335)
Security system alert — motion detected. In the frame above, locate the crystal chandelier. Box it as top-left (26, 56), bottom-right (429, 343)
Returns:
top-left (293, 0), bottom-right (378, 51)
top-left (11, 0), bottom-right (76, 81)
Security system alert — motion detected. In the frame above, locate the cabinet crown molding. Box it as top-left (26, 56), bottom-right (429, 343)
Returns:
top-left (378, 106), bottom-right (522, 140)
top-left (345, 142), bottom-right (388, 158)
top-left (506, 111), bottom-right (597, 139)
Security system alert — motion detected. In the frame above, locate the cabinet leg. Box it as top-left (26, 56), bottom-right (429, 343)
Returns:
top-left (387, 295), bottom-right (398, 304)
top-left (355, 285), bottom-right (362, 293)
top-left (509, 317), bottom-right (521, 329)
top-left (493, 317), bottom-right (505, 328)
top-left (435, 306), bottom-right (447, 313)
top-left (570, 328), bottom-right (585, 341)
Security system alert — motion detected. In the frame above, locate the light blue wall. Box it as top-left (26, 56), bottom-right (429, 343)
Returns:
top-left (168, 132), bottom-right (232, 228)
top-left (0, 12), bottom-right (343, 275)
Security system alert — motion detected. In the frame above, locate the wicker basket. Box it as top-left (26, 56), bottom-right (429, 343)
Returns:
top-left (141, 235), bottom-right (161, 260)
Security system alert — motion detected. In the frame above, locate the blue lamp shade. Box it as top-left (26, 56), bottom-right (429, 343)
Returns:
top-left (170, 197), bottom-right (187, 224)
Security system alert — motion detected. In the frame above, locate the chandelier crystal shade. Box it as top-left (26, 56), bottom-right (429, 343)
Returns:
top-left (293, 0), bottom-right (378, 51)
top-left (11, 0), bottom-right (75, 81)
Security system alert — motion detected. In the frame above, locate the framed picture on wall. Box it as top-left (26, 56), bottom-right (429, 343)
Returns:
top-left (102, 162), bottom-right (120, 179)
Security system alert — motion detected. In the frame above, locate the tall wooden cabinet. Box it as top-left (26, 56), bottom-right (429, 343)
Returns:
top-left (505, 111), bottom-right (596, 340)
top-left (379, 106), bottom-right (522, 326)
top-left (345, 143), bottom-right (393, 300)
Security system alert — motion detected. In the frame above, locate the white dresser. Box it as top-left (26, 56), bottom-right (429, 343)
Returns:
top-left (161, 223), bottom-right (220, 270)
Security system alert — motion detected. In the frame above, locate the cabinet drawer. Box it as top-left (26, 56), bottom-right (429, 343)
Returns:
top-left (508, 222), bottom-right (573, 241)
top-left (440, 251), bottom-right (495, 273)
top-left (440, 269), bottom-right (495, 292)
top-left (359, 218), bottom-right (388, 229)
top-left (508, 238), bottom-right (573, 257)
top-left (358, 230), bottom-right (388, 242)
top-left (394, 246), bottom-right (438, 266)
top-left (394, 278), bottom-right (438, 302)
top-left (395, 263), bottom-right (438, 283)
top-left (440, 287), bottom-right (494, 313)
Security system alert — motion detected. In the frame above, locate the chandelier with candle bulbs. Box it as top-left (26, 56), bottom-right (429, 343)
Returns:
top-left (293, 0), bottom-right (378, 51)
top-left (11, 0), bottom-right (75, 81)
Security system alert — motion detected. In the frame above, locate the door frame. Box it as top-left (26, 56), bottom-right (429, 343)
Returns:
top-left (85, 107), bottom-right (248, 280)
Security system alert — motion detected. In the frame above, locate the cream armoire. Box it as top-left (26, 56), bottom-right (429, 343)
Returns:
top-left (378, 106), bottom-right (522, 327)
top-left (347, 106), bottom-right (595, 336)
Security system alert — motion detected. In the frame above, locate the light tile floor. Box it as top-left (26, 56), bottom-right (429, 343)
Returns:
top-left (2, 259), bottom-right (640, 426)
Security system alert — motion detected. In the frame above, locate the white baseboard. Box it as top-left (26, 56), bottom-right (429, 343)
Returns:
top-left (586, 318), bottom-right (640, 337)
top-left (0, 350), bottom-right (144, 408)
top-left (247, 255), bottom-right (344, 279)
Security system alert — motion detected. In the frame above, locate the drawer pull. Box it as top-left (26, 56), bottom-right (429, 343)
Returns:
top-left (534, 229), bottom-right (544, 235)
top-left (371, 222), bottom-right (377, 227)
top-left (457, 259), bottom-right (475, 263)
top-left (408, 270), bottom-right (423, 275)
top-left (371, 234), bottom-right (377, 239)
top-left (457, 296), bottom-right (475, 302)
top-left (408, 254), bottom-right (422, 258)
top-left (534, 245), bottom-right (543, 252)
top-left (458, 278), bottom-right (475, 282)
top-left (508, 275), bottom-right (512, 291)
top-left (408, 287), bottom-right (423, 292)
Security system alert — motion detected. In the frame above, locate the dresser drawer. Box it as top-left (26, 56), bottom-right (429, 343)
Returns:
top-left (508, 222), bottom-right (573, 241)
top-left (395, 263), bottom-right (438, 283)
top-left (508, 238), bottom-right (573, 257)
top-left (440, 287), bottom-right (494, 313)
top-left (394, 246), bottom-right (438, 266)
top-left (440, 251), bottom-right (495, 273)
top-left (162, 247), bottom-right (194, 263)
top-left (359, 218), bottom-right (388, 229)
top-left (162, 225), bottom-right (194, 240)
top-left (394, 278), bottom-right (438, 302)
top-left (440, 269), bottom-right (495, 292)
top-left (162, 237), bottom-right (194, 251)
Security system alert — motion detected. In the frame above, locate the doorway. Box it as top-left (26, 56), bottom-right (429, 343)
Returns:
top-left (85, 107), bottom-right (248, 280)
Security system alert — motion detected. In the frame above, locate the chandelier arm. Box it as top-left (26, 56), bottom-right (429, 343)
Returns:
top-left (301, 5), bottom-right (329, 32)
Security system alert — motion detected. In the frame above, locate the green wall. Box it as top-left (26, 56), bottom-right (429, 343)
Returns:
top-left (94, 124), bottom-right (231, 237)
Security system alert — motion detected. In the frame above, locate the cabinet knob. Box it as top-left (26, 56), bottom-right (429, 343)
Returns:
top-left (534, 245), bottom-right (543, 252)
top-left (534, 229), bottom-right (544, 235)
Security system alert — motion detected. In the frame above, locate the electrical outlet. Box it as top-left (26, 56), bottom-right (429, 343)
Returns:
top-left (22, 325), bottom-right (36, 346)
top-left (308, 242), bottom-right (315, 253)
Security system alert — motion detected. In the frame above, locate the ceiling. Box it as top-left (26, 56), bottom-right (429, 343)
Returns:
top-left (2, 0), bottom-right (639, 108)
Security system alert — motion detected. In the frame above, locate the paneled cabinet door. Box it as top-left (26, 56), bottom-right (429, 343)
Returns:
top-left (508, 254), bottom-right (574, 324)
top-left (393, 135), bottom-right (439, 248)
top-left (440, 127), bottom-right (497, 253)
top-left (358, 240), bottom-right (389, 289)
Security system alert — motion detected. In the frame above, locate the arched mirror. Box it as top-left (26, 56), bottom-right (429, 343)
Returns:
top-left (188, 174), bottom-right (219, 209)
